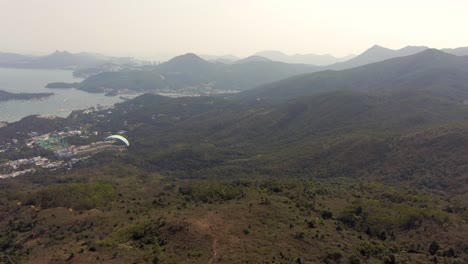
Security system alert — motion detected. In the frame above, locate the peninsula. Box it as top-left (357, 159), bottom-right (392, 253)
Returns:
top-left (0, 90), bottom-right (53, 102)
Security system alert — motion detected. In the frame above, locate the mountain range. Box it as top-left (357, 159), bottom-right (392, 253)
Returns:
top-left (2, 44), bottom-right (468, 72)
top-left (0, 50), bottom-right (139, 70)
top-left (43, 44), bottom-right (468, 94)
top-left (253, 50), bottom-right (354, 65)
top-left (250, 45), bottom-right (468, 69)
top-left (441, 46), bottom-right (468, 56)
top-left (327, 45), bottom-right (468, 70)
top-left (240, 49), bottom-right (468, 103)
top-left (48, 53), bottom-right (321, 93)
top-left (328, 45), bottom-right (429, 70)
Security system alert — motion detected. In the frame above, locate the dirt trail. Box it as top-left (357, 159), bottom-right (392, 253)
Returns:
top-left (188, 213), bottom-right (229, 264)
top-left (208, 238), bottom-right (218, 264)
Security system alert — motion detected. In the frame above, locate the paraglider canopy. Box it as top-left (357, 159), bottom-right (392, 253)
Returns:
top-left (105, 135), bottom-right (130, 147)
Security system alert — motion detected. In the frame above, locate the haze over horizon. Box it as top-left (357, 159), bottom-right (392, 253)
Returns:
top-left (1, 0), bottom-right (468, 60)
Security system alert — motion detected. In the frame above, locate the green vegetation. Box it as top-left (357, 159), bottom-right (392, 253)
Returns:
top-left (0, 173), bottom-right (465, 263)
top-left (27, 182), bottom-right (116, 210)
top-left (179, 181), bottom-right (246, 203)
top-left (338, 200), bottom-right (451, 236)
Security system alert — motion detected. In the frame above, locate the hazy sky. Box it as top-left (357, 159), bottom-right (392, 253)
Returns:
top-left (2, 0), bottom-right (468, 59)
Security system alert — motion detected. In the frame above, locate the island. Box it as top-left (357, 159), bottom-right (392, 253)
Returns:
top-left (45, 82), bottom-right (79, 89)
top-left (0, 90), bottom-right (54, 102)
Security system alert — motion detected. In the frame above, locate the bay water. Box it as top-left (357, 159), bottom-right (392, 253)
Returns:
top-left (0, 68), bottom-right (123, 122)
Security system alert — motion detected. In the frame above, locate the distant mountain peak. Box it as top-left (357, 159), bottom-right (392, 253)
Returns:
top-left (234, 55), bottom-right (272, 64)
top-left (255, 50), bottom-right (288, 56)
top-left (161, 53), bottom-right (213, 70)
top-left (401, 45), bottom-right (429, 50)
top-left (332, 45), bottom-right (433, 70)
top-left (366, 45), bottom-right (429, 54)
top-left (370, 44), bottom-right (385, 49)
top-left (252, 50), bottom-right (349, 66)
top-left (442, 46), bottom-right (468, 56)
top-left (51, 50), bottom-right (72, 55)
top-left (182, 53), bottom-right (202, 58)
top-left (167, 53), bottom-right (206, 63)
top-left (419, 48), bottom-right (447, 54)
top-left (411, 48), bottom-right (453, 59)
top-left (364, 45), bottom-right (392, 53)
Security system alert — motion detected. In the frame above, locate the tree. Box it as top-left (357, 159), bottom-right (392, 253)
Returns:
top-left (379, 230), bottom-right (387, 241)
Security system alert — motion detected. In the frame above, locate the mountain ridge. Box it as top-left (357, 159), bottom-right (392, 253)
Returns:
top-left (238, 49), bottom-right (468, 103)
top-left (58, 55), bottom-right (321, 93)
top-left (252, 50), bottom-right (353, 65)
top-left (0, 50), bottom-right (139, 70)
top-left (328, 45), bottom-right (430, 70)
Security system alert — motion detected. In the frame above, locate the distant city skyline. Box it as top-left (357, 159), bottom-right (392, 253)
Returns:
top-left (1, 0), bottom-right (468, 60)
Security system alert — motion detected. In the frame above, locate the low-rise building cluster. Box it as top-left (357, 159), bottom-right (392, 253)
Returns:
top-left (1, 118), bottom-right (128, 180)
top-left (54, 141), bottom-right (126, 159)
top-left (3, 156), bottom-right (63, 170)
top-left (0, 169), bottom-right (35, 179)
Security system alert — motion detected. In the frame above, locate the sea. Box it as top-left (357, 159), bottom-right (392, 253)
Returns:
top-left (0, 68), bottom-right (123, 123)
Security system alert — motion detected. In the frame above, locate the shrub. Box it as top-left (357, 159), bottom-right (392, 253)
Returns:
top-left (98, 218), bottom-right (166, 250)
top-left (443, 247), bottom-right (456, 257)
top-left (348, 254), bottom-right (361, 264)
top-left (322, 210), bottom-right (333, 219)
top-left (383, 254), bottom-right (396, 264)
top-left (179, 181), bottom-right (244, 203)
top-left (324, 250), bottom-right (343, 264)
top-left (338, 200), bottom-right (451, 237)
top-left (28, 182), bottom-right (116, 210)
top-left (429, 241), bottom-right (440, 256)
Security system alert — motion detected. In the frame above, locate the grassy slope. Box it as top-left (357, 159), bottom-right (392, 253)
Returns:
top-left (0, 165), bottom-right (466, 263)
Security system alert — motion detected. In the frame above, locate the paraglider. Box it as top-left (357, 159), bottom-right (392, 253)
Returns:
top-left (105, 135), bottom-right (130, 147)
